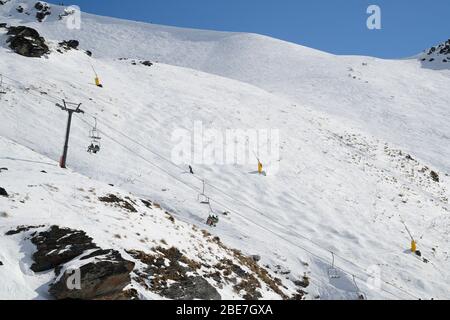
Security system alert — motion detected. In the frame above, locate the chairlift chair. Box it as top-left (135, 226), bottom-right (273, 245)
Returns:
top-left (197, 180), bottom-right (210, 205)
top-left (328, 252), bottom-right (340, 279)
top-left (87, 117), bottom-right (101, 154)
top-left (206, 214), bottom-right (219, 227)
top-left (206, 207), bottom-right (219, 227)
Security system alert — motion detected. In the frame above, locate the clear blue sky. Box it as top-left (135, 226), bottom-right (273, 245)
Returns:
top-left (54, 0), bottom-right (449, 58)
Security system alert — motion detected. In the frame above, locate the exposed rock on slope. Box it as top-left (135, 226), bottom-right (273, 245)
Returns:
top-left (29, 225), bottom-right (98, 272)
top-left (6, 25), bottom-right (49, 57)
top-left (50, 248), bottom-right (136, 300)
top-left (0, 138), bottom-right (302, 300)
top-left (420, 39), bottom-right (450, 67)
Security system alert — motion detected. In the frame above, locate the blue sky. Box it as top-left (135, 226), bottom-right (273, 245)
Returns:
top-left (55, 0), bottom-right (449, 58)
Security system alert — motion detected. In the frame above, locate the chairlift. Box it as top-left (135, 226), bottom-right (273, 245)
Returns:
top-left (206, 203), bottom-right (219, 227)
top-left (206, 214), bottom-right (219, 227)
top-left (352, 275), bottom-right (367, 300)
top-left (328, 252), bottom-right (340, 279)
top-left (197, 180), bottom-right (210, 205)
top-left (87, 117), bottom-right (101, 154)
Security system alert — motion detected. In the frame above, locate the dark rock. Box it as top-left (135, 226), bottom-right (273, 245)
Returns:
top-left (0, 261), bottom-right (3, 266)
top-left (5, 225), bottom-right (44, 235)
top-left (294, 276), bottom-right (310, 288)
top-left (0, 187), bottom-right (8, 197)
top-left (0, 23), bottom-right (7, 28)
top-left (251, 255), bottom-right (261, 263)
top-left (59, 40), bottom-right (79, 50)
top-left (141, 199), bottom-right (152, 208)
top-left (34, 2), bottom-right (45, 11)
top-left (85, 50), bottom-right (92, 57)
top-left (36, 11), bottom-right (51, 22)
top-left (141, 60), bottom-right (153, 67)
top-left (49, 249), bottom-right (135, 300)
top-left (98, 194), bottom-right (137, 213)
top-left (161, 276), bottom-right (221, 300)
top-left (16, 6), bottom-right (24, 13)
top-left (7, 26), bottom-right (49, 58)
top-left (415, 250), bottom-right (422, 257)
top-left (30, 226), bottom-right (98, 272)
top-left (33, 2), bottom-right (51, 22)
top-left (231, 264), bottom-right (247, 277)
top-left (7, 26), bottom-right (40, 38)
top-left (430, 171), bottom-right (440, 183)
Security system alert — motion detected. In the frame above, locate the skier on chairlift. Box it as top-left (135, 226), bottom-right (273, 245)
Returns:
top-left (206, 214), bottom-right (219, 227)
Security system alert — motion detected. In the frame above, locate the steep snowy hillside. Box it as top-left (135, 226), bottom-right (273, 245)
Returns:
top-left (1, 0), bottom-right (449, 173)
top-left (1, 1), bottom-right (449, 300)
top-left (0, 136), bottom-right (301, 300)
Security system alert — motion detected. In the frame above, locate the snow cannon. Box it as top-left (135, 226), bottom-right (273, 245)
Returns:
top-left (95, 76), bottom-right (103, 88)
top-left (411, 240), bottom-right (417, 253)
top-left (258, 161), bottom-right (263, 174)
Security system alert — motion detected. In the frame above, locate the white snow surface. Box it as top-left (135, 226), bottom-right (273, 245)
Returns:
top-left (0, 0), bottom-right (449, 300)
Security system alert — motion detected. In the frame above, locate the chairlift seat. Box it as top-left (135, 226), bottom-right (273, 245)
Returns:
top-left (328, 252), bottom-right (340, 279)
top-left (328, 268), bottom-right (340, 279)
top-left (198, 193), bottom-right (210, 204)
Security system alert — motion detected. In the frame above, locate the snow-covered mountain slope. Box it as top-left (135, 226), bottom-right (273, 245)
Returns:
top-left (1, 0), bottom-right (449, 173)
top-left (1, 1), bottom-right (449, 300)
top-left (0, 136), bottom-right (301, 300)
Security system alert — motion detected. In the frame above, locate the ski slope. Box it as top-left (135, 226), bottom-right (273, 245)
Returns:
top-left (1, 0), bottom-right (449, 300)
top-left (3, 0), bottom-right (448, 173)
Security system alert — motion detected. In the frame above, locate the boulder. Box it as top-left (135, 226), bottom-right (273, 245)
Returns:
top-left (140, 60), bottom-right (153, 67)
top-left (0, 187), bottom-right (8, 197)
top-left (49, 249), bottom-right (135, 300)
top-left (58, 40), bottom-right (80, 50)
top-left (430, 171), bottom-right (440, 183)
top-left (30, 226), bottom-right (98, 272)
top-left (36, 11), bottom-right (51, 22)
top-left (161, 276), bottom-right (221, 300)
top-left (7, 26), bottom-right (49, 58)
top-left (34, 2), bottom-right (51, 22)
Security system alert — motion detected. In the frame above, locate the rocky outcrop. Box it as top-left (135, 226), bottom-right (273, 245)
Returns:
top-left (98, 194), bottom-right (137, 213)
top-left (30, 226), bottom-right (98, 272)
top-left (6, 26), bottom-right (49, 58)
top-left (0, 187), bottom-right (8, 197)
top-left (161, 276), bottom-right (221, 300)
top-left (6, 225), bottom-right (135, 299)
top-left (128, 247), bottom-right (221, 300)
top-left (50, 249), bottom-right (135, 300)
top-left (420, 39), bottom-right (450, 66)
top-left (59, 40), bottom-right (79, 50)
top-left (34, 2), bottom-right (51, 22)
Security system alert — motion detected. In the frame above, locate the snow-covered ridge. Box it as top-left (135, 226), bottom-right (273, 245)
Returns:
top-left (1, 0), bottom-right (449, 173)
